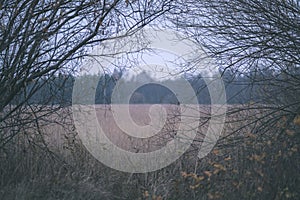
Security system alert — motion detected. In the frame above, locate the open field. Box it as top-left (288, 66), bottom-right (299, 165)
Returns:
top-left (0, 104), bottom-right (299, 199)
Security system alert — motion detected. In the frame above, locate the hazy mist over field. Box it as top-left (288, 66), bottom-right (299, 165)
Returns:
top-left (1, 0), bottom-right (299, 199)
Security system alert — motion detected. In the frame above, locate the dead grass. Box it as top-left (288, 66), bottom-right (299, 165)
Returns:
top-left (0, 104), bottom-right (299, 199)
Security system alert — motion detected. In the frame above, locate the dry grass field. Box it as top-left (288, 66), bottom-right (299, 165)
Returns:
top-left (0, 104), bottom-right (299, 199)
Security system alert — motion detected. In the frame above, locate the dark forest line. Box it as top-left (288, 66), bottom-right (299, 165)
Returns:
top-left (12, 68), bottom-right (292, 106)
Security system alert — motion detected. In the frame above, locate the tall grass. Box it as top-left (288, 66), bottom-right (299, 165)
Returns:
top-left (0, 105), bottom-right (299, 199)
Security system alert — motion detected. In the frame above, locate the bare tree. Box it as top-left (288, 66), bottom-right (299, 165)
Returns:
top-left (0, 0), bottom-right (174, 148)
top-left (166, 1), bottom-right (300, 198)
top-left (170, 0), bottom-right (300, 136)
top-left (0, 1), bottom-right (178, 198)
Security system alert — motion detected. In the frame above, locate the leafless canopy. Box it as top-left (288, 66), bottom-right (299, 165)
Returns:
top-left (0, 0), bottom-right (174, 147)
top-left (170, 0), bottom-right (300, 130)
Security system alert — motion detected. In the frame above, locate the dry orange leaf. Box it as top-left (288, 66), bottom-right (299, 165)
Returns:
top-left (181, 171), bottom-right (188, 178)
top-left (195, 176), bottom-right (205, 182)
top-left (257, 186), bottom-right (263, 192)
top-left (286, 129), bottom-right (295, 136)
top-left (249, 153), bottom-right (266, 162)
top-left (212, 149), bottom-right (219, 155)
top-left (256, 169), bottom-right (264, 177)
top-left (190, 183), bottom-right (200, 190)
top-left (294, 115), bottom-right (300, 126)
top-left (204, 170), bottom-right (212, 177)
top-left (191, 173), bottom-right (198, 179)
top-left (143, 190), bottom-right (149, 198)
top-left (208, 192), bottom-right (221, 199)
top-left (207, 193), bottom-right (214, 199)
top-left (224, 156), bottom-right (232, 161)
top-left (291, 146), bottom-right (298, 152)
top-left (213, 163), bottom-right (226, 171)
top-left (155, 196), bottom-right (163, 200)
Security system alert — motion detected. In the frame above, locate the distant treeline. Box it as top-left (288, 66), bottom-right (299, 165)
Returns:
top-left (12, 69), bottom-right (276, 106)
